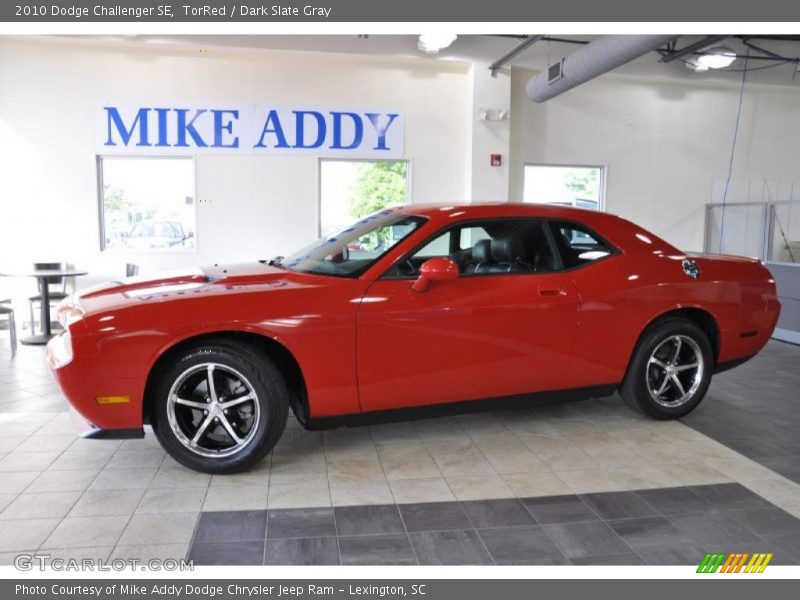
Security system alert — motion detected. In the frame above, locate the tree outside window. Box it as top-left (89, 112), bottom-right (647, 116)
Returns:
top-left (320, 160), bottom-right (408, 235)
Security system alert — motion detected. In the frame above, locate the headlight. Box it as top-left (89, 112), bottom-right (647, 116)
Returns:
top-left (56, 296), bottom-right (84, 328)
top-left (47, 330), bottom-right (73, 369)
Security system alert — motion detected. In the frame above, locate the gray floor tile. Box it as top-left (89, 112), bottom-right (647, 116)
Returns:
top-left (399, 502), bottom-right (471, 532)
top-left (264, 537), bottom-right (340, 565)
top-left (410, 530), bottom-right (493, 565)
top-left (267, 507), bottom-right (336, 539)
top-left (334, 504), bottom-right (404, 536)
top-left (770, 536), bottom-right (800, 564)
top-left (521, 494), bottom-right (599, 524)
top-left (543, 521), bottom-right (633, 560)
top-left (759, 456), bottom-right (800, 482)
top-left (687, 483), bottom-right (772, 511)
top-left (193, 510), bottom-right (267, 543)
top-left (570, 553), bottom-right (645, 565)
top-left (188, 540), bottom-right (265, 565)
top-left (495, 556), bottom-right (571, 565)
top-left (636, 487), bottom-right (713, 515)
top-left (668, 511), bottom-right (763, 545)
top-left (339, 534), bottom-right (416, 565)
top-left (682, 343), bottom-right (800, 487)
top-left (728, 507), bottom-right (800, 539)
top-left (461, 499), bottom-right (535, 529)
top-left (478, 525), bottom-right (566, 563)
top-left (636, 542), bottom-right (707, 566)
top-left (608, 516), bottom-right (694, 550)
top-left (580, 491), bottom-right (659, 520)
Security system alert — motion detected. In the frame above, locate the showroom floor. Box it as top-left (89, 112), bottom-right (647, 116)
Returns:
top-left (0, 338), bottom-right (799, 566)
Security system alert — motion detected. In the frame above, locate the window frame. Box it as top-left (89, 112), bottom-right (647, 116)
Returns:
top-left (546, 219), bottom-right (620, 271)
top-left (317, 157), bottom-right (413, 237)
top-left (283, 214), bottom-right (429, 280)
top-left (96, 155), bottom-right (198, 253)
top-left (380, 217), bottom-right (619, 280)
top-left (522, 163), bottom-right (607, 212)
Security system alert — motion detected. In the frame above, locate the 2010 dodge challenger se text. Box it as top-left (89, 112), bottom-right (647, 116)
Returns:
top-left (47, 204), bottom-right (780, 473)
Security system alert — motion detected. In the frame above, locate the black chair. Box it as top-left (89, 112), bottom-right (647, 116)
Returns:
top-left (0, 298), bottom-right (17, 356)
top-left (126, 263), bottom-right (140, 277)
top-left (28, 262), bottom-right (68, 335)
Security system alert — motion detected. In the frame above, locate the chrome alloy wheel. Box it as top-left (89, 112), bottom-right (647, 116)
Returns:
top-left (646, 335), bottom-right (704, 408)
top-left (166, 363), bottom-right (261, 458)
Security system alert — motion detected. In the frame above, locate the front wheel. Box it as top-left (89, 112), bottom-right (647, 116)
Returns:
top-left (151, 341), bottom-right (289, 473)
top-left (620, 318), bottom-right (713, 420)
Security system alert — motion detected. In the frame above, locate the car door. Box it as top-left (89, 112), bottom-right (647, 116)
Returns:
top-left (356, 218), bottom-right (580, 413)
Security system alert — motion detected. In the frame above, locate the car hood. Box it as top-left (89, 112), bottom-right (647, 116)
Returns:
top-left (74, 263), bottom-right (310, 315)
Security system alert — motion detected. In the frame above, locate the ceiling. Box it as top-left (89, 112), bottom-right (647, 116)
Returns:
top-left (52, 34), bottom-right (800, 86)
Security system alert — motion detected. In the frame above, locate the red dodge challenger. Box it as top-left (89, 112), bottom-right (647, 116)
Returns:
top-left (48, 204), bottom-right (780, 473)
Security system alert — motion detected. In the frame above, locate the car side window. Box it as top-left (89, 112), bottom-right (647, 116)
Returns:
top-left (385, 219), bottom-right (564, 278)
top-left (548, 221), bottom-right (613, 269)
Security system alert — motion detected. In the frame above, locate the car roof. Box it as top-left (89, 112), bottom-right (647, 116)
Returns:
top-left (393, 202), bottom-right (619, 227)
top-left (396, 202), bottom-right (600, 218)
top-left (390, 202), bottom-right (679, 255)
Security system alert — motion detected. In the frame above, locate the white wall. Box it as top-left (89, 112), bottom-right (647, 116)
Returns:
top-left (0, 37), bottom-right (470, 294)
top-left (3, 35), bottom-right (800, 309)
top-left (509, 68), bottom-right (800, 251)
top-left (464, 61), bottom-right (512, 202)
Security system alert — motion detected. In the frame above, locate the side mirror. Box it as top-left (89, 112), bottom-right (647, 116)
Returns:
top-left (411, 257), bottom-right (459, 293)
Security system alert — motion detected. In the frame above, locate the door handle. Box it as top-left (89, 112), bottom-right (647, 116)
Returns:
top-left (538, 288), bottom-right (567, 297)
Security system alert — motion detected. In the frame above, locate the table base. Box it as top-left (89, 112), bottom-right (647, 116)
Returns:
top-left (21, 334), bottom-right (54, 346)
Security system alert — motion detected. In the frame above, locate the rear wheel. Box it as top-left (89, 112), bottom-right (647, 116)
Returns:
top-left (620, 318), bottom-right (713, 419)
top-left (151, 341), bottom-right (288, 473)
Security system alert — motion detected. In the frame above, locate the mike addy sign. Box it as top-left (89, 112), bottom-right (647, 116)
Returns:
top-left (97, 105), bottom-right (404, 158)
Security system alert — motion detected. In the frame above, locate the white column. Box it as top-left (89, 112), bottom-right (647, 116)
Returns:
top-left (464, 61), bottom-right (512, 203)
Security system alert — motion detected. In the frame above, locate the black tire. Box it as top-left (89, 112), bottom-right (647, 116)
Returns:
top-left (620, 318), bottom-right (713, 420)
top-left (151, 341), bottom-right (289, 474)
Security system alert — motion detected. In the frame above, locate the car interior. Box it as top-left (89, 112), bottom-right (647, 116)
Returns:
top-left (389, 219), bottom-right (613, 277)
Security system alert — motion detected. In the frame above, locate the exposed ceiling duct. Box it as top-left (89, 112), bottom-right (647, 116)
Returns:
top-left (526, 35), bottom-right (678, 103)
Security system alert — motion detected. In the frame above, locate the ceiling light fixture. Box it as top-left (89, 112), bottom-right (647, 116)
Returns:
top-left (418, 33), bottom-right (457, 54)
top-left (691, 45), bottom-right (737, 70)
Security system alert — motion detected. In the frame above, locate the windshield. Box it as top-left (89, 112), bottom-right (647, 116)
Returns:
top-left (282, 211), bottom-right (426, 278)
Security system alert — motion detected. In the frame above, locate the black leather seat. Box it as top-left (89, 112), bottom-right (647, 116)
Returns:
top-left (532, 235), bottom-right (559, 271)
top-left (471, 239), bottom-right (495, 273)
top-left (490, 236), bottom-right (530, 272)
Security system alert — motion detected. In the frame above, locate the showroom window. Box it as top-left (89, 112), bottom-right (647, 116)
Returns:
top-left (319, 159), bottom-right (409, 235)
top-left (523, 164), bottom-right (604, 211)
top-left (98, 156), bottom-right (196, 251)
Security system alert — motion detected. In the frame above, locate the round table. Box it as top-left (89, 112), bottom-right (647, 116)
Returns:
top-left (0, 269), bottom-right (88, 345)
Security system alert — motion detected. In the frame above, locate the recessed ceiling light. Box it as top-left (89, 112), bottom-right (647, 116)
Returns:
top-left (418, 34), bottom-right (457, 54)
top-left (693, 46), bottom-right (737, 70)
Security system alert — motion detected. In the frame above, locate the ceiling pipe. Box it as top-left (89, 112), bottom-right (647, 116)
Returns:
top-left (526, 35), bottom-right (677, 103)
top-left (660, 34), bottom-right (728, 63)
top-left (489, 35), bottom-right (543, 76)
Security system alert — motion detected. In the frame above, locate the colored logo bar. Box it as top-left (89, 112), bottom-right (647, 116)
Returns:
top-left (697, 552), bottom-right (773, 573)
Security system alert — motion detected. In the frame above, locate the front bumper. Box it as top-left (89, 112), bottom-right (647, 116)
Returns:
top-left (47, 326), bottom-right (146, 432)
top-left (69, 408), bottom-right (145, 439)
